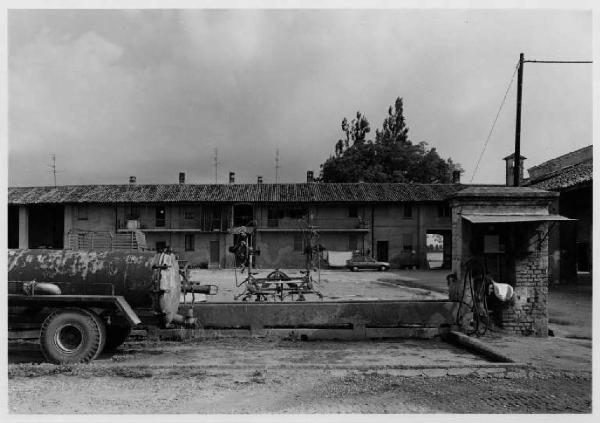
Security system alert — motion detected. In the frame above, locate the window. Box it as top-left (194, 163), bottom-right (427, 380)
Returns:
top-left (348, 206), bottom-right (358, 218)
top-left (348, 234), bottom-right (359, 251)
top-left (403, 205), bottom-right (413, 219)
top-left (183, 207), bottom-right (195, 220)
top-left (438, 204), bottom-right (451, 217)
top-left (156, 206), bottom-right (166, 227)
top-left (402, 233), bottom-right (413, 251)
top-left (76, 206), bottom-right (88, 221)
top-left (127, 205), bottom-right (140, 220)
top-left (184, 234), bottom-right (195, 251)
top-left (293, 233), bottom-right (303, 251)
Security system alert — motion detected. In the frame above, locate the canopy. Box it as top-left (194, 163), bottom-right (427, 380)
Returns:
top-left (461, 214), bottom-right (575, 224)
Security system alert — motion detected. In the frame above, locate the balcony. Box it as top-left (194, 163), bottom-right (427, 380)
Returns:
top-left (259, 217), bottom-right (369, 232)
top-left (117, 217), bottom-right (227, 233)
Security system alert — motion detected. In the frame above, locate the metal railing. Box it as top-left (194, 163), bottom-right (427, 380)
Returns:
top-left (66, 230), bottom-right (147, 251)
top-left (265, 217), bottom-right (367, 229)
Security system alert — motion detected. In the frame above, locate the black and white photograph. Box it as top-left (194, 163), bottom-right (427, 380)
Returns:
top-left (2, 0), bottom-right (597, 417)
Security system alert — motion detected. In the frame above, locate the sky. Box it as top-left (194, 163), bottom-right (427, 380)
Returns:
top-left (6, 8), bottom-right (593, 186)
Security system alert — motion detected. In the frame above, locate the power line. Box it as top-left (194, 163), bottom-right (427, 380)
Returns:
top-left (524, 60), bottom-right (593, 64)
top-left (470, 60), bottom-right (520, 183)
top-left (512, 55), bottom-right (592, 185)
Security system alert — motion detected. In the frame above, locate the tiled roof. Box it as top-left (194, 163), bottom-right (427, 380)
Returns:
top-left (8, 183), bottom-right (466, 205)
top-left (451, 186), bottom-right (558, 199)
top-left (526, 161), bottom-right (592, 191)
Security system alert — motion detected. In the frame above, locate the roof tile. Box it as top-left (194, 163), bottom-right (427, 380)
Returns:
top-left (8, 183), bottom-right (465, 205)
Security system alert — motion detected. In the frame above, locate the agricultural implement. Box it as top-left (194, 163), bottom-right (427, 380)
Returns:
top-left (229, 226), bottom-right (323, 302)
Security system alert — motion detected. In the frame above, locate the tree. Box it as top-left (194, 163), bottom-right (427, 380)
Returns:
top-left (319, 97), bottom-right (462, 183)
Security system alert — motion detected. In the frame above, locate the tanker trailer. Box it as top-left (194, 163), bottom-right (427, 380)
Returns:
top-left (8, 249), bottom-right (213, 364)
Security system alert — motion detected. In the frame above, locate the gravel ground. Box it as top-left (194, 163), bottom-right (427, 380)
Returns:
top-left (8, 367), bottom-right (591, 414)
top-left (8, 337), bottom-right (592, 414)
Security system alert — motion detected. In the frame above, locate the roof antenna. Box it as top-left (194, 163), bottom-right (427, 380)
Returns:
top-left (275, 149), bottom-right (281, 183)
top-left (213, 148), bottom-right (220, 184)
top-left (47, 153), bottom-right (62, 187)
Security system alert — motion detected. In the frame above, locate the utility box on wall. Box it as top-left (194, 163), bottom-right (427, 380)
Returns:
top-left (448, 187), bottom-right (573, 337)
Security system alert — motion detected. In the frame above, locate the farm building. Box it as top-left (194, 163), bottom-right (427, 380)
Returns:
top-left (8, 179), bottom-right (463, 270)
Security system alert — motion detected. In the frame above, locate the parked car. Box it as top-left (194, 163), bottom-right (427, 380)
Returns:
top-left (346, 255), bottom-right (390, 271)
top-left (398, 250), bottom-right (418, 269)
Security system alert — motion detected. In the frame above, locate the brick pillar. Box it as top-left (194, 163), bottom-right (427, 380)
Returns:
top-left (501, 222), bottom-right (549, 336)
top-left (18, 206), bottom-right (29, 249)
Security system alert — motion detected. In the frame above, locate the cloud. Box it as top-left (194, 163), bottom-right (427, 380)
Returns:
top-left (7, 9), bottom-right (592, 187)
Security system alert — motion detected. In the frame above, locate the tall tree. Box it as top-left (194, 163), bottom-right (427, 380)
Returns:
top-left (319, 97), bottom-right (462, 183)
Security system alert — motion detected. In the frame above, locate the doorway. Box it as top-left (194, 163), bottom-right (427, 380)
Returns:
top-left (209, 240), bottom-right (220, 266)
top-left (8, 206), bottom-right (19, 248)
top-left (28, 205), bottom-right (64, 249)
top-left (376, 240), bottom-right (389, 262)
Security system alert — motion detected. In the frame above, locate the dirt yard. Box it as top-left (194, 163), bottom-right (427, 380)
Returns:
top-left (7, 269), bottom-right (593, 414)
top-left (8, 338), bottom-right (591, 414)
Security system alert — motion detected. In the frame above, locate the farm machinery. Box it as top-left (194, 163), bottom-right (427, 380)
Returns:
top-left (228, 226), bottom-right (324, 302)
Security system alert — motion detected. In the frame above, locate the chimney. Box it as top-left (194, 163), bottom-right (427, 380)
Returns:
top-left (129, 176), bottom-right (137, 185)
top-left (452, 170), bottom-right (461, 184)
top-left (503, 153), bottom-right (526, 186)
top-left (179, 172), bottom-right (185, 184)
top-left (229, 172), bottom-right (235, 184)
top-left (257, 176), bottom-right (263, 184)
top-left (307, 170), bottom-right (314, 183)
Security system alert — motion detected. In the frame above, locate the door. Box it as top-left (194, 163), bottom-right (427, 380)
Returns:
top-left (376, 240), bottom-right (389, 262)
top-left (209, 240), bottom-right (220, 265)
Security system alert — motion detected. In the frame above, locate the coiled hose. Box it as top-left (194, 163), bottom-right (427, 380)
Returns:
top-left (456, 259), bottom-right (490, 337)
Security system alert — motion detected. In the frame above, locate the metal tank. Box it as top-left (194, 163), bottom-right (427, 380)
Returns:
top-left (8, 249), bottom-right (182, 325)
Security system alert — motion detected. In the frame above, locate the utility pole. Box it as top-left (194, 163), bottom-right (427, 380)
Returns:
top-left (213, 148), bottom-right (220, 184)
top-left (513, 53), bottom-right (524, 187)
top-left (513, 54), bottom-right (592, 187)
top-left (275, 149), bottom-right (281, 183)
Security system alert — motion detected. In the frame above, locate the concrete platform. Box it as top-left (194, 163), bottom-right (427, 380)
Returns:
top-left (174, 300), bottom-right (458, 340)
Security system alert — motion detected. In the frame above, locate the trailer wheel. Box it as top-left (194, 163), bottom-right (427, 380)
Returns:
top-left (81, 309), bottom-right (107, 360)
top-left (40, 309), bottom-right (104, 364)
top-left (103, 326), bottom-right (132, 351)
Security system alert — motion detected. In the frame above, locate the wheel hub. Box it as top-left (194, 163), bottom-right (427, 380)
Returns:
top-left (54, 324), bottom-right (84, 353)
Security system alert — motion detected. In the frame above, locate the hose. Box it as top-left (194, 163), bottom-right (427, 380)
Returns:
top-left (456, 259), bottom-right (490, 337)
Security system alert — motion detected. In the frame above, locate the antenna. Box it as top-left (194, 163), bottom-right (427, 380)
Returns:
top-left (47, 154), bottom-right (63, 187)
top-left (213, 148), bottom-right (220, 183)
top-left (275, 149), bottom-right (281, 183)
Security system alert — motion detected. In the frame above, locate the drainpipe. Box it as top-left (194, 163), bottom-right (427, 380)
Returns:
top-left (371, 206), bottom-right (375, 257)
top-left (416, 203), bottom-right (422, 269)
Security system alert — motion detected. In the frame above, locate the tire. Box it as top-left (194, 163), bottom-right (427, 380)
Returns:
top-left (40, 308), bottom-right (104, 364)
top-left (81, 309), bottom-right (106, 360)
top-left (379, 265), bottom-right (388, 271)
top-left (103, 325), bottom-right (132, 352)
top-left (351, 266), bottom-right (359, 272)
